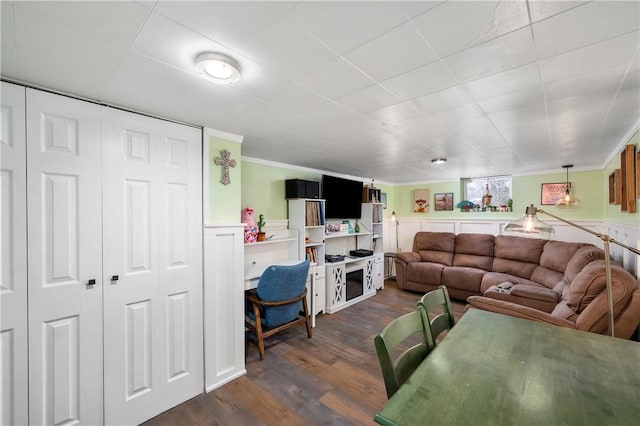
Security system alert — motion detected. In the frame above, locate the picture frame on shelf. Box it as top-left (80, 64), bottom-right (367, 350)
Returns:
top-left (541, 182), bottom-right (569, 205)
top-left (434, 192), bottom-right (453, 211)
top-left (412, 189), bottom-right (429, 213)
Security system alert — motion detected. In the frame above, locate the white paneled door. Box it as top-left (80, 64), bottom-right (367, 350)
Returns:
top-left (102, 108), bottom-right (203, 425)
top-left (1, 82), bottom-right (28, 426)
top-left (26, 89), bottom-right (104, 425)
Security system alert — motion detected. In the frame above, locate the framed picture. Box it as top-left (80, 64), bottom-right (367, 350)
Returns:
top-left (434, 192), bottom-right (453, 211)
top-left (541, 182), bottom-right (569, 205)
top-left (380, 192), bottom-right (387, 209)
top-left (413, 189), bottom-right (429, 213)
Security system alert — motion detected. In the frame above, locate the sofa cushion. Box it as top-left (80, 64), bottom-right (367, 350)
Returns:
top-left (452, 233), bottom-right (494, 271)
top-left (539, 240), bottom-right (586, 273)
top-left (529, 266), bottom-right (564, 289)
top-left (412, 232), bottom-right (455, 266)
top-left (442, 267), bottom-right (485, 294)
top-left (480, 272), bottom-right (541, 293)
top-left (492, 258), bottom-right (538, 280)
top-left (483, 283), bottom-right (558, 313)
top-left (407, 262), bottom-right (444, 286)
top-left (563, 245), bottom-right (604, 283)
top-left (494, 235), bottom-right (547, 263)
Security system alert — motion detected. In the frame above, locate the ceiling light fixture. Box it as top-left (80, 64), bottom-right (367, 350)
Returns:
top-left (195, 52), bottom-right (241, 85)
top-left (555, 164), bottom-right (581, 209)
top-left (431, 158), bottom-right (447, 165)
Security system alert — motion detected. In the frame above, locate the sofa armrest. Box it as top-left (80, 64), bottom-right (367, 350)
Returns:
top-left (466, 296), bottom-right (576, 329)
top-left (396, 251), bottom-right (421, 264)
top-left (509, 284), bottom-right (559, 303)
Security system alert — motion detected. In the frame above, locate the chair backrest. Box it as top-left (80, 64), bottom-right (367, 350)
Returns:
top-left (257, 260), bottom-right (310, 328)
top-left (418, 285), bottom-right (456, 343)
top-left (374, 309), bottom-right (433, 398)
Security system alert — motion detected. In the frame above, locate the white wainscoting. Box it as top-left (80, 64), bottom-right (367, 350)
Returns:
top-left (385, 218), bottom-right (639, 279)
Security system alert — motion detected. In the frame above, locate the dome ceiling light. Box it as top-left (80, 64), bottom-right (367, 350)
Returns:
top-left (195, 52), bottom-right (241, 85)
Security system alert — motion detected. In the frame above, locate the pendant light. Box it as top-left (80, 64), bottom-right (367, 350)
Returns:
top-left (555, 164), bottom-right (581, 209)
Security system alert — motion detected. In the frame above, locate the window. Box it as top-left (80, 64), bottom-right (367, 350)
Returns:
top-left (462, 175), bottom-right (512, 207)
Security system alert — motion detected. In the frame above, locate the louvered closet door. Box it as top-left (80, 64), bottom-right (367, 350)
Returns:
top-left (1, 82), bottom-right (28, 426)
top-left (102, 107), bottom-right (203, 425)
top-left (26, 89), bottom-right (103, 425)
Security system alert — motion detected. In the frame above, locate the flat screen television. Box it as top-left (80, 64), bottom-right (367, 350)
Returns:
top-left (322, 175), bottom-right (363, 219)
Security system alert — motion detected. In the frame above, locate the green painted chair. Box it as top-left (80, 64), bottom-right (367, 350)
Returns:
top-left (418, 285), bottom-right (456, 345)
top-left (374, 309), bottom-right (434, 398)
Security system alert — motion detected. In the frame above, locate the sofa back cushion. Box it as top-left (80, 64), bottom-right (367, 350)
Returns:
top-left (563, 245), bottom-right (604, 283)
top-left (452, 233), bottom-right (494, 271)
top-left (539, 241), bottom-right (587, 273)
top-left (413, 232), bottom-right (455, 266)
top-left (492, 236), bottom-right (547, 279)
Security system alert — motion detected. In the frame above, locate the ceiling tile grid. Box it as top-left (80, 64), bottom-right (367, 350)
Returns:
top-left (1, 0), bottom-right (638, 184)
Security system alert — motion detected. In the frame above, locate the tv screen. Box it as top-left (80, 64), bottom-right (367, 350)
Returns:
top-left (322, 175), bottom-right (363, 219)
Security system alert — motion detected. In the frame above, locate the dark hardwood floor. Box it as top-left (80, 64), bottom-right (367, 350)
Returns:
top-left (143, 280), bottom-right (466, 426)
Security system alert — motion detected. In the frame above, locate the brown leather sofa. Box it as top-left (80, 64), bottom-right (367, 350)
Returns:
top-left (395, 232), bottom-right (640, 339)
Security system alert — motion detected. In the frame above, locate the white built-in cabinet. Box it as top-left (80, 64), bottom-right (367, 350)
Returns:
top-left (1, 82), bottom-right (203, 425)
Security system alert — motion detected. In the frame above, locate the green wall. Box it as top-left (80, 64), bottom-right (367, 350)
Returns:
top-left (603, 130), bottom-right (640, 227)
top-left (208, 136), bottom-right (242, 223)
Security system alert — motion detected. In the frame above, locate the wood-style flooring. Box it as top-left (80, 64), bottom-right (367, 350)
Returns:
top-left (142, 280), bottom-right (466, 426)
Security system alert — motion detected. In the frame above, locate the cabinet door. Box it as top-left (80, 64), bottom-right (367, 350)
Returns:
top-left (1, 82), bottom-right (28, 426)
top-left (102, 108), bottom-right (203, 425)
top-left (26, 89), bottom-right (104, 425)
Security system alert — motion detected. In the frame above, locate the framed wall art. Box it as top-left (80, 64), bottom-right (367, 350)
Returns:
top-left (413, 189), bottom-right (429, 213)
top-left (434, 192), bottom-right (453, 211)
top-left (541, 182), bottom-right (569, 205)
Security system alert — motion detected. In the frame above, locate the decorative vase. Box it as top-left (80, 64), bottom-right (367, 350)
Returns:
top-left (257, 232), bottom-right (266, 242)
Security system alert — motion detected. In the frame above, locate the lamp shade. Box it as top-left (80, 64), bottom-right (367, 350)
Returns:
top-left (555, 188), bottom-right (581, 208)
top-left (503, 205), bottom-right (554, 239)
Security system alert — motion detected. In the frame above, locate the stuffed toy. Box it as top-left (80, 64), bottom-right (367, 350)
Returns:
top-left (242, 207), bottom-right (258, 243)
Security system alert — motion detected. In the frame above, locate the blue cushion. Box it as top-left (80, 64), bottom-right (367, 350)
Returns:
top-left (247, 261), bottom-right (310, 328)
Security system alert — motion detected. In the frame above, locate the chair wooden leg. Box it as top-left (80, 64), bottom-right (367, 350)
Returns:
top-left (253, 302), bottom-right (265, 360)
top-left (302, 296), bottom-right (312, 338)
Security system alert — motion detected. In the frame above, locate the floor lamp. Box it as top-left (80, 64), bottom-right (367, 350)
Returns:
top-left (391, 211), bottom-right (399, 252)
top-left (505, 204), bottom-right (640, 337)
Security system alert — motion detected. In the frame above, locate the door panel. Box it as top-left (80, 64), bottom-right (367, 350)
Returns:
top-left (0, 82), bottom-right (27, 426)
top-left (102, 107), bottom-right (202, 425)
top-left (26, 89), bottom-right (103, 425)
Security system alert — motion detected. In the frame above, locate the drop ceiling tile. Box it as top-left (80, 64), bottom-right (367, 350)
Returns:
top-left (154, 1), bottom-right (294, 49)
top-left (464, 62), bottom-right (541, 101)
top-left (335, 84), bottom-right (400, 114)
top-left (251, 81), bottom-right (327, 113)
top-left (343, 22), bottom-right (438, 81)
top-left (367, 101), bottom-right (423, 125)
top-left (381, 61), bottom-right (457, 101)
top-left (395, 1), bottom-right (445, 19)
top-left (306, 101), bottom-right (381, 132)
top-left (539, 31), bottom-right (640, 84)
top-left (444, 27), bottom-right (537, 83)
top-left (544, 64), bottom-right (629, 104)
top-left (240, 17), bottom-right (337, 79)
top-left (478, 86), bottom-right (546, 115)
top-left (410, 87), bottom-right (474, 115)
top-left (533, 1), bottom-right (640, 59)
top-left (412, 0), bottom-right (529, 57)
top-left (284, 2), bottom-right (409, 55)
top-left (296, 57), bottom-right (374, 100)
top-left (528, 1), bottom-right (588, 23)
top-left (12, 1), bottom-right (149, 98)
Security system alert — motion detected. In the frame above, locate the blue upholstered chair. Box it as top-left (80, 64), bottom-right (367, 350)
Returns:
top-left (245, 260), bottom-right (312, 360)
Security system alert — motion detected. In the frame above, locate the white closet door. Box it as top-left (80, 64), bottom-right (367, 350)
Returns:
top-left (26, 89), bottom-right (103, 425)
top-left (102, 108), bottom-right (203, 425)
top-left (1, 82), bottom-right (28, 426)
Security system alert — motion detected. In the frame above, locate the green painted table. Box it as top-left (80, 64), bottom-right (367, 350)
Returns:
top-left (374, 309), bottom-right (640, 426)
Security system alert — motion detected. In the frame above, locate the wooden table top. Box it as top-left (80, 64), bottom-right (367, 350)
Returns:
top-left (374, 309), bottom-right (640, 426)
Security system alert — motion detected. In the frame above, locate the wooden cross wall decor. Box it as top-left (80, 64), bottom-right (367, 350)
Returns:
top-left (213, 149), bottom-right (236, 185)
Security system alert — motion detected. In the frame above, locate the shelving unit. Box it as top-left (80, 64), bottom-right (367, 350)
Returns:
top-left (244, 229), bottom-right (299, 290)
top-left (288, 199), bottom-right (327, 320)
top-left (358, 203), bottom-right (384, 290)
